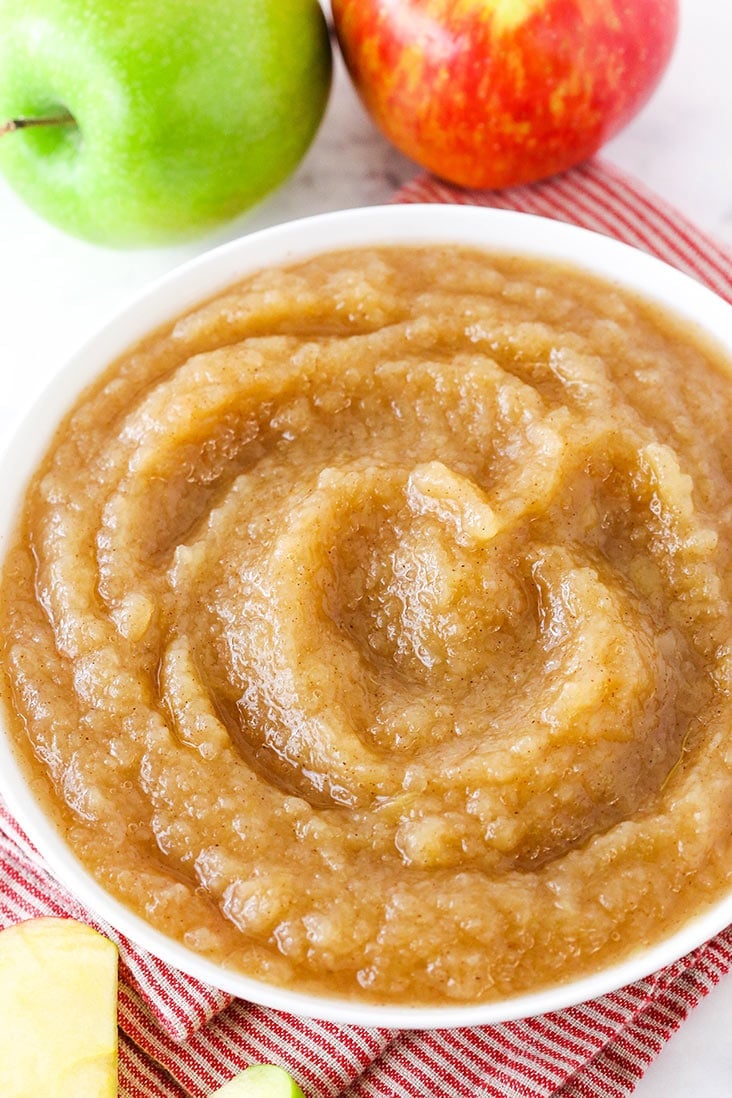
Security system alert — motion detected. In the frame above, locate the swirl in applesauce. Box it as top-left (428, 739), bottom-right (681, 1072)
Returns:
top-left (2, 246), bottom-right (732, 1004)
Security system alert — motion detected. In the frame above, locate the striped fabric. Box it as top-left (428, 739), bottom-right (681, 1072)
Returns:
top-left (1, 157), bottom-right (731, 1097)
top-left (395, 159), bottom-right (732, 305)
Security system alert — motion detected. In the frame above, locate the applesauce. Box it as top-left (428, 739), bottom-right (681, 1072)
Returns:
top-left (2, 244), bottom-right (732, 1005)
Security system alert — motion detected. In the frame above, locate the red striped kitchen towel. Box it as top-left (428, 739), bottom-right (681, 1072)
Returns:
top-left (394, 158), bottom-right (732, 305)
top-left (1, 156), bottom-right (732, 1098)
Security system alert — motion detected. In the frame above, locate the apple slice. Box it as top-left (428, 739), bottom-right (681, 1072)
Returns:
top-left (211, 1064), bottom-right (307, 1097)
top-left (0, 916), bottom-right (118, 1098)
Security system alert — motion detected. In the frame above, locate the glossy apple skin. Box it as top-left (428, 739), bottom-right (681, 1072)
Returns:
top-left (0, 0), bottom-right (331, 245)
top-left (211, 1064), bottom-right (306, 1098)
top-left (332, 0), bottom-right (678, 189)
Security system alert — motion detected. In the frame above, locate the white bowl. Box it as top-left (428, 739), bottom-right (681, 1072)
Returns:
top-left (1, 204), bottom-right (731, 1029)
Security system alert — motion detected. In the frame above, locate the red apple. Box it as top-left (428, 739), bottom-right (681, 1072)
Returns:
top-left (332, 0), bottom-right (678, 189)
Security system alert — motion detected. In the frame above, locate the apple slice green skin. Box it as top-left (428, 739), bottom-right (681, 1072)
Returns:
top-left (0, 0), bottom-right (332, 245)
top-left (0, 915), bottom-right (118, 1098)
top-left (212, 1064), bottom-right (307, 1098)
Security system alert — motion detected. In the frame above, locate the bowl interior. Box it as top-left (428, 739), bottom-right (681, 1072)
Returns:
top-left (1, 204), bottom-right (731, 1028)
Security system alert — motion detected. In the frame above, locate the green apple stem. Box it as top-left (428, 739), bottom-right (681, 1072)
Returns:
top-left (0, 110), bottom-right (75, 138)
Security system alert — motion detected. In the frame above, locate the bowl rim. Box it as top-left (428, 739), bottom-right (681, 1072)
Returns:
top-left (1, 202), bottom-right (732, 1029)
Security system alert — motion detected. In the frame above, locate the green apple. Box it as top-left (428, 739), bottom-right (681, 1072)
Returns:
top-left (211, 1064), bottom-right (307, 1098)
top-left (0, 916), bottom-right (118, 1098)
top-left (0, 0), bottom-right (332, 245)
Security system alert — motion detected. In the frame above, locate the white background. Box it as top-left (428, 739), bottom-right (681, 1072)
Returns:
top-left (0, 1), bottom-right (731, 1093)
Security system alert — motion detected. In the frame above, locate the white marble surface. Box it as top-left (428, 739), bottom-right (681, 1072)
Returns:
top-left (0, 0), bottom-right (731, 1094)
